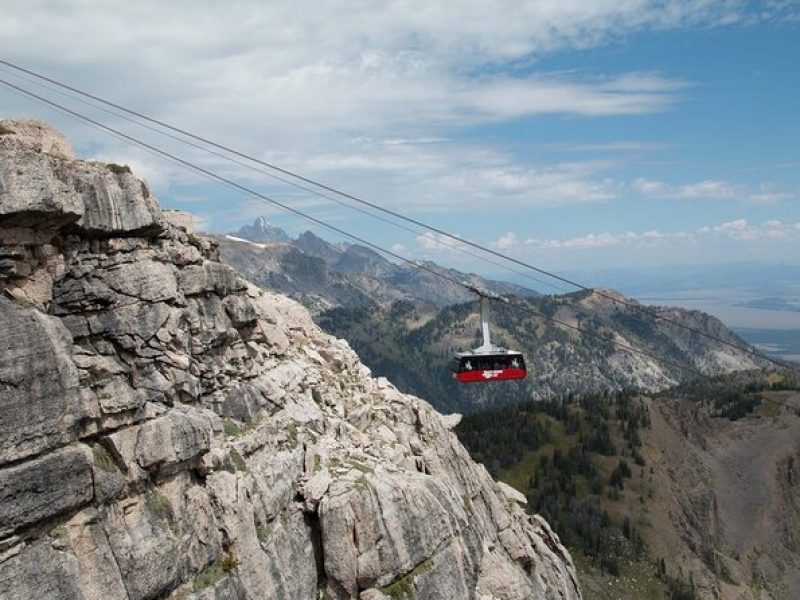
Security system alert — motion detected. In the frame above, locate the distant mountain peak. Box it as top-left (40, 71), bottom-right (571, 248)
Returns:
top-left (233, 216), bottom-right (290, 243)
top-left (336, 244), bottom-right (396, 277)
top-left (296, 230), bottom-right (323, 242)
top-left (293, 230), bottom-right (344, 263)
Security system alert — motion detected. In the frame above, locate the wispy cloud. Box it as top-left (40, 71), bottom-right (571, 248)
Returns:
top-left (416, 232), bottom-right (467, 252)
top-left (379, 137), bottom-right (451, 146)
top-left (632, 178), bottom-right (794, 204)
top-left (0, 0), bottom-right (763, 198)
top-left (463, 73), bottom-right (689, 119)
top-left (675, 180), bottom-right (739, 199)
top-left (514, 219), bottom-right (800, 252)
top-left (545, 141), bottom-right (671, 153)
top-left (422, 218), bottom-right (800, 273)
top-left (432, 160), bottom-right (620, 207)
top-left (1, 0), bottom-right (796, 241)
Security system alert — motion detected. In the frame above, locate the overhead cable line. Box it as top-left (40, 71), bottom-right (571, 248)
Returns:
top-left (2, 75), bottom-right (795, 381)
top-left (1, 76), bottom-right (744, 383)
top-left (0, 61), bottom-right (568, 295)
top-left (0, 59), bottom-right (788, 370)
top-left (10, 76), bottom-right (800, 411)
top-left (2, 94), bottom-right (797, 424)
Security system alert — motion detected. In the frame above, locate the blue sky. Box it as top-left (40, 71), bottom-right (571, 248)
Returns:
top-left (1, 1), bottom-right (799, 281)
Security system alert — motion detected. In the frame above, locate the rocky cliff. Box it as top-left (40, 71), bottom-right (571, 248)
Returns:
top-left (0, 119), bottom-right (581, 599)
top-left (640, 390), bottom-right (800, 599)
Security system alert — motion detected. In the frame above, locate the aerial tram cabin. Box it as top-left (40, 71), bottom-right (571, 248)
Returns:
top-left (452, 294), bottom-right (527, 383)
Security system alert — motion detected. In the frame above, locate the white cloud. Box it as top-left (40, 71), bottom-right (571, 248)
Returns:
top-left (380, 137), bottom-right (451, 146)
top-left (432, 160), bottom-right (621, 208)
top-left (550, 141), bottom-right (670, 153)
top-left (1, 2), bottom-right (714, 146)
top-left (515, 219), bottom-right (800, 255)
top-left (632, 178), bottom-right (669, 195)
top-left (464, 73), bottom-right (688, 119)
top-left (0, 0), bottom-right (793, 229)
top-left (705, 219), bottom-right (800, 242)
top-left (745, 191), bottom-right (793, 204)
top-left (633, 178), bottom-right (794, 204)
top-left (416, 232), bottom-right (466, 252)
top-left (390, 243), bottom-right (407, 253)
top-left (494, 232), bottom-right (519, 249)
top-left (411, 217), bottom-right (800, 272)
top-left (526, 231), bottom-right (641, 250)
top-left (713, 219), bottom-right (748, 232)
top-left (676, 180), bottom-right (739, 199)
top-left (0, 3), bottom-right (754, 155)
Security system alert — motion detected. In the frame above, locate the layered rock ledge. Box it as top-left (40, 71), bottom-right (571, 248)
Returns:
top-left (0, 119), bottom-right (581, 599)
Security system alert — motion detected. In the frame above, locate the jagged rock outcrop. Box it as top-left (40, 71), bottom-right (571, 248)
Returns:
top-left (216, 227), bottom-right (537, 315)
top-left (0, 119), bottom-right (581, 599)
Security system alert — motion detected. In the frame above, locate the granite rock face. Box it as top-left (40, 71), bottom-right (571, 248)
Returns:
top-left (0, 120), bottom-right (581, 599)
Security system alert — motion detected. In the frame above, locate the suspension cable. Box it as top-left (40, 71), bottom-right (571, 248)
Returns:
top-left (0, 58), bottom-right (785, 367)
top-left (0, 61), bottom-right (568, 295)
top-left (1, 75), bottom-right (795, 383)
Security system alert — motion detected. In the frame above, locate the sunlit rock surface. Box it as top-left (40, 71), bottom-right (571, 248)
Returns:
top-left (0, 119), bottom-right (581, 599)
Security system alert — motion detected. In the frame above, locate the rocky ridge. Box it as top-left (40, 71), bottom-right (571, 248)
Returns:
top-left (217, 221), bottom-right (537, 314)
top-left (314, 289), bottom-right (768, 415)
top-left (0, 119), bottom-right (581, 599)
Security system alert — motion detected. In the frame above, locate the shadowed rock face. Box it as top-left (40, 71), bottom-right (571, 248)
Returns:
top-left (0, 119), bottom-right (581, 599)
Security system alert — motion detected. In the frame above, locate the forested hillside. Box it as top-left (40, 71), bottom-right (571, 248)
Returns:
top-left (455, 371), bottom-right (800, 599)
top-left (318, 292), bottom-right (768, 414)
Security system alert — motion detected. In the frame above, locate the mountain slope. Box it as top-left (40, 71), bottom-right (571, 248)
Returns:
top-left (217, 238), bottom-right (379, 313)
top-left (0, 119), bottom-right (580, 599)
top-left (454, 372), bottom-right (800, 599)
top-left (639, 387), bottom-right (800, 599)
top-left (219, 223), bottom-right (769, 414)
top-left (217, 220), bottom-right (537, 311)
top-left (316, 291), bottom-right (769, 413)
